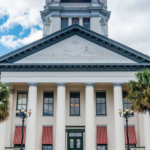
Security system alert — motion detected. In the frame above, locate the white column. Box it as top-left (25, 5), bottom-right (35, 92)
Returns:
top-left (144, 112), bottom-right (150, 150)
top-left (79, 17), bottom-right (83, 26)
top-left (68, 17), bottom-right (72, 26)
top-left (0, 83), bottom-right (9, 150)
top-left (55, 83), bottom-right (66, 150)
top-left (25, 83), bottom-right (38, 150)
top-left (5, 89), bottom-right (15, 147)
top-left (112, 83), bottom-right (125, 150)
top-left (85, 83), bottom-right (96, 150)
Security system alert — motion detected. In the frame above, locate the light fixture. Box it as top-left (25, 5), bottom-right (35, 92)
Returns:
top-left (119, 109), bottom-right (122, 114)
top-left (24, 112), bottom-right (27, 115)
top-left (21, 108), bottom-right (25, 113)
top-left (28, 109), bottom-right (32, 115)
top-left (131, 110), bottom-right (134, 114)
top-left (123, 112), bottom-right (126, 115)
top-left (125, 108), bottom-right (129, 113)
top-left (16, 110), bottom-right (20, 114)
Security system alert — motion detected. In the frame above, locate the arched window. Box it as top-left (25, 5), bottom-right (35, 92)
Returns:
top-left (61, 18), bottom-right (68, 29)
top-left (72, 18), bottom-right (79, 25)
top-left (83, 18), bottom-right (90, 29)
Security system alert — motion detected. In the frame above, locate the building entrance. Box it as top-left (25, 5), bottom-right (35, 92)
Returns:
top-left (68, 132), bottom-right (83, 150)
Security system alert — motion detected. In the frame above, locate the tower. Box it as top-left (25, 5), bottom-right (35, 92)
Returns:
top-left (40, 0), bottom-right (111, 37)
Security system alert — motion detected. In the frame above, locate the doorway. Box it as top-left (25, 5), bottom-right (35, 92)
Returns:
top-left (67, 131), bottom-right (83, 150)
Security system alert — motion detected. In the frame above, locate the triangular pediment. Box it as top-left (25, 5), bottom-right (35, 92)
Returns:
top-left (0, 24), bottom-right (150, 64)
top-left (15, 35), bottom-right (136, 64)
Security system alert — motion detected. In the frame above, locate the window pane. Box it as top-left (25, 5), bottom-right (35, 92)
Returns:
top-left (17, 105), bottom-right (22, 110)
top-left (76, 133), bottom-right (82, 137)
top-left (18, 94), bottom-right (22, 104)
top-left (22, 94), bottom-right (27, 104)
top-left (77, 139), bottom-right (81, 148)
top-left (48, 104), bottom-right (53, 115)
top-left (70, 139), bottom-right (74, 148)
top-left (101, 104), bottom-right (106, 114)
top-left (97, 104), bottom-right (101, 115)
top-left (97, 145), bottom-right (107, 150)
top-left (70, 106), bottom-right (75, 115)
top-left (71, 98), bottom-right (74, 104)
top-left (83, 19), bottom-right (90, 29)
top-left (123, 104), bottom-right (128, 111)
top-left (72, 18), bottom-right (79, 25)
top-left (44, 104), bottom-right (48, 115)
top-left (22, 105), bottom-right (26, 110)
top-left (69, 133), bottom-right (76, 137)
top-left (100, 98), bottom-right (105, 103)
top-left (49, 98), bottom-right (53, 103)
top-left (44, 98), bottom-right (49, 103)
top-left (61, 18), bottom-right (68, 29)
top-left (97, 98), bottom-right (101, 103)
top-left (75, 105), bottom-right (79, 115)
top-left (47, 146), bottom-right (52, 150)
top-left (75, 98), bottom-right (79, 104)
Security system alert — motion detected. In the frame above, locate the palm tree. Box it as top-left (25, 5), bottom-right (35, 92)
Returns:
top-left (0, 82), bottom-right (10, 122)
top-left (127, 69), bottom-right (150, 113)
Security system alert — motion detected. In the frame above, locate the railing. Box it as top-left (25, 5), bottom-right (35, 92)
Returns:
top-left (5, 148), bottom-right (25, 150)
top-left (126, 147), bottom-right (145, 150)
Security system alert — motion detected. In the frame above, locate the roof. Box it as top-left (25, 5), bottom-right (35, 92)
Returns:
top-left (0, 24), bottom-right (150, 71)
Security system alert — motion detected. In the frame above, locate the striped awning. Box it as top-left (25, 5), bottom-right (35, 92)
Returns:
top-left (124, 126), bottom-right (137, 144)
top-left (13, 126), bottom-right (26, 144)
top-left (97, 126), bottom-right (108, 144)
top-left (42, 126), bottom-right (53, 144)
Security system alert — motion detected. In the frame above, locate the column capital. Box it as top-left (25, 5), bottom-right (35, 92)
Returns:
top-left (79, 17), bottom-right (83, 19)
top-left (56, 83), bottom-right (67, 87)
top-left (27, 83), bottom-right (39, 87)
top-left (112, 83), bottom-right (123, 87)
top-left (84, 83), bottom-right (95, 87)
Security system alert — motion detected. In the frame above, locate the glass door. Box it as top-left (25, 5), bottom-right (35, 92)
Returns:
top-left (68, 132), bottom-right (83, 150)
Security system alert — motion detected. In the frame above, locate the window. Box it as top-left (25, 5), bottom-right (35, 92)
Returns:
top-left (126, 144), bottom-right (136, 148)
top-left (14, 144), bottom-right (25, 148)
top-left (70, 92), bottom-right (80, 116)
top-left (96, 92), bottom-right (106, 115)
top-left (43, 92), bottom-right (54, 116)
top-left (123, 92), bottom-right (131, 111)
top-left (16, 92), bottom-right (28, 116)
top-left (42, 145), bottom-right (52, 150)
top-left (97, 145), bottom-right (107, 150)
top-left (61, 18), bottom-right (68, 29)
top-left (83, 18), bottom-right (90, 29)
top-left (72, 18), bottom-right (79, 25)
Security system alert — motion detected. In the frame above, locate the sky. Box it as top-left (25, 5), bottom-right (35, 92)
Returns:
top-left (0, 0), bottom-right (150, 57)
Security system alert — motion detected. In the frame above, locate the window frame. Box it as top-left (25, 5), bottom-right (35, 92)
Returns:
top-left (14, 144), bottom-right (25, 148)
top-left (43, 91), bottom-right (54, 116)
top-left (123, 91), bottom-right (131, 112)
top-left (16, 92), bottom-right (28, 116)
top-left (70, 92), bottom-right (80, 116)
top-left (42, 144), bottom-right (53, 150)
top-left (96, 91), bottom-right (107, 116)
top-left (83, 18), bottom-right (90, 29)
top-left (97, 144), bottom-right (107, 150)
top-left (61, 18), bottom-right (68, 29)
top-left (72, 18), bottom-right (79, 25)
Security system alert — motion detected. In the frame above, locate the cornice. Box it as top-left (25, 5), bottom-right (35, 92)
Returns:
top-left (84, 83), bottom-right (95, 87)
top-left (56, 83), bottom-right (67, 86)
top-left (0, 63), bottom-right (150, 72)
top-left (27, 83), bottom-right (39, 87)
top-left (0, 24), bottom-right (150, 63)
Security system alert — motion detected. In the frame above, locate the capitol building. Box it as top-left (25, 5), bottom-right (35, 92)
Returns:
top-left (0, 0), bottom-right (150, 150)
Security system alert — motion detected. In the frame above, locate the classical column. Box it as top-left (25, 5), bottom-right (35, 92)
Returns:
top-left (6, 89), bottom-right (15, 147)
top-left (68, 17), bottom-right (72, 26)
top-left (25, 83), bottom-right (38, 150)
top-left (55, 83), bottom-right (66, 150)
top-left (144, 112), bottom-right (150, 150)
top-left (112, 83), bottom-right (125, 150)
top-left (79, 17), bottom-right (83, 26)
top-left (85, 83), bottom-right (96, 150)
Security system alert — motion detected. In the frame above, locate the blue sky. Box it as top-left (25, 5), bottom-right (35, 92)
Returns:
top-left (0, 0), bottom-right (150, 57)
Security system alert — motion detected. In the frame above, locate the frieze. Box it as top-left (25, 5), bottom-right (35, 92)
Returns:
top-left (15, 36), bottom-right (136, 64)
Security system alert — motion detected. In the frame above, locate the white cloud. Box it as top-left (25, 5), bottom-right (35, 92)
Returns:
top-left (0, 0), bottom-right (44, 31)
top-left (0, 28), bottom-right (43, 49)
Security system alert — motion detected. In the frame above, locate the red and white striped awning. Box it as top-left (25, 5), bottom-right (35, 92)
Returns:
top-left (97, 126), bottom-right (108, 144)
top-left (124, 126), bottom-right (137, 144)
top-left (13, 126), bottom-right (26, 144)
top-left (42, 126), bottom-right (53, 144)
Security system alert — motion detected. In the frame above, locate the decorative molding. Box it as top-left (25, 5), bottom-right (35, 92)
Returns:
top-left (84, 82), bottom-right (95, 87)
top-left (56, 83), bottom-right (67, 87)
top-left (27, 83), bottom-right (39, 87)
top-left (112, 83), bottom-right (123, 87)
top-left (0, 25), bottom-right (150, 64)
top-left (0, 63), bottom-right (150, 72)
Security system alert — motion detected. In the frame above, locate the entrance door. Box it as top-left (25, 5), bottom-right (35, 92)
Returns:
top-left (68, 132), bottom-right (83, 150)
